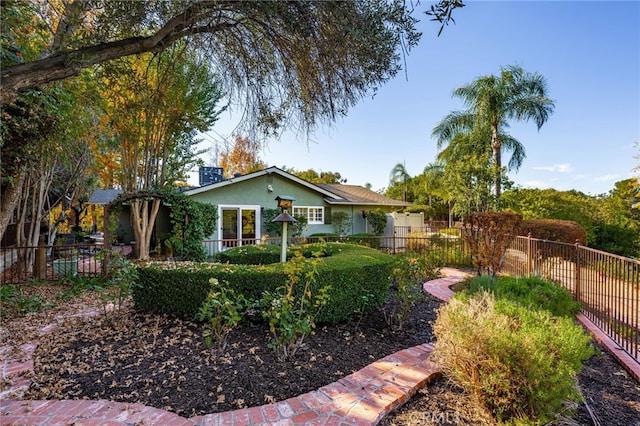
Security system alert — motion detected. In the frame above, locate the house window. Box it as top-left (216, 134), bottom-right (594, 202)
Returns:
top-left (293, 206), bottom-right (324, 224)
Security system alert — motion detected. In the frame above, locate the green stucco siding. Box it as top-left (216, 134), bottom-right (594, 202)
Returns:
top-left (187, 173), bottom-right (401, 239)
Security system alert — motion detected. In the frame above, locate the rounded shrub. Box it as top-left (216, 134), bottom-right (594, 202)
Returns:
top-left (433, 291), bottom-right (595, 424)
top-left (466, 275), bottom-right (581, 318)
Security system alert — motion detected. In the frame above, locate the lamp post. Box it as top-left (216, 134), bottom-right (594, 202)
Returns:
top-left (272, 196), bottom-right (296, 262)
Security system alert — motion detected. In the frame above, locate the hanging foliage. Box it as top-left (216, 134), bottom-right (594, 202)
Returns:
top-left (165, 191), bottom-right (217, 262)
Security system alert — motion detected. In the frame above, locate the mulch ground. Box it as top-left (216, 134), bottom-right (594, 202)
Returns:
top-left (3, 283), bottom-right (639, 425)
top-left (21, 293), bottom-right (441, 418)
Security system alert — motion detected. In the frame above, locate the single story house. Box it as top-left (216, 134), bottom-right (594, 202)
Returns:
top-left (185, 166), bottom-right (410, 252)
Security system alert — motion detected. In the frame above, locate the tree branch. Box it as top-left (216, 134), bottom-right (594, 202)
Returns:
top-left (1, 2), bottom-right (237, 104)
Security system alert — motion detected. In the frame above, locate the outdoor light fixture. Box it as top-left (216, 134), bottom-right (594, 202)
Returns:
top-left (272, 196), bottom-right (296, 262)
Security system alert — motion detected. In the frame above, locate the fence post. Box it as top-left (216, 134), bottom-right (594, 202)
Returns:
top-left (34, 236), bottom-right (47, 279)
top-left (527, 233), bottom-right (532, 276)
top-left (102, 205), bottom-right (110, 277)
top-left (393, 228), bottom-right (397, 254)
top-left (574, 239), bottom-right (581, 301)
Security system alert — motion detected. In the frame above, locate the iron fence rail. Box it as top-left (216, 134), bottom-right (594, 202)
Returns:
top-left (502, 235), bottom-right (639, 363)
top-left (0, 243), bottom-right (135, 284)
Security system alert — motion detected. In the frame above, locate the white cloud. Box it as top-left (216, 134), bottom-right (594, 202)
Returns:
top-left (532, 163), bottom-right (573, 173)
top-left (593, 174), bottom-right (620, 182)
top-left (521, 180), bottom-right (552, 189)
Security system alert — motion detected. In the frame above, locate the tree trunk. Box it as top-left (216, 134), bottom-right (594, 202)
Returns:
top-left (131, 198), bottom-right (162, 261)
top-left (491, 124), bottom-right (502, 202)
top-left (0, 172), bottom-right (26, 244)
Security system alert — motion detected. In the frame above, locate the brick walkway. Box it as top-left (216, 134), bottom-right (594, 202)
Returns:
top-left (1, 271), bottom-right (471, 426)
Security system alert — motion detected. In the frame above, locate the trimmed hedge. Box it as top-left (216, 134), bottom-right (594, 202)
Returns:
top-left (214, 243), bottom-right (335, 265)
top-left (215, 244), bottom-right (282, 265)
top-left (134, 243), bottom-right (393, 324)
top-left (344, 233), bottom-right (381, 249)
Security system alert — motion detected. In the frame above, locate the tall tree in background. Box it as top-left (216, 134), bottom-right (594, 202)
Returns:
top-left (432, 65), bottom-right (554, 201)
top-left (219, 136), bottom-right (266, 178)
top-left (389, 162), bottom-right (411, 202)
top-left (285, 168), bottom-right (347, 184)
top-left (100, 45), bottom-right (224, 260)
top-left (1, 79), bottom-right (97, 270)
top-left (439, 137), bottom-right (497, 217)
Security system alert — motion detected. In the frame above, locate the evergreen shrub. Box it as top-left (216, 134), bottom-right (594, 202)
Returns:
top-left (467, 275), bottom-right (581, 318)
top-left (215, 244), bottom-right (282, 265)
top-left (214, 242), bottom-right (336, 265)
top-left (434, 291), bottom-right (595, 424)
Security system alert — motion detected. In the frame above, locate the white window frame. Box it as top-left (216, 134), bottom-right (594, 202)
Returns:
top-left (293, 206), bottom-right (324, 225)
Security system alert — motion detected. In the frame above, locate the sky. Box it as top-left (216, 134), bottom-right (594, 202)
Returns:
top-left (193, 1), bottom-right (640, 196)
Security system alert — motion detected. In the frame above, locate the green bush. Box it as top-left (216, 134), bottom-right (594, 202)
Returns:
top-left (215, 244), bottom-right (282, 265)
top-left (466, 275), bottom-right (581, 318)
top-left (134, 243), bottom-right (393, 324)
top-left (434, 292), bottom-right (595, 425)
top-left (215, 242), bottom-right (335, 265)
top-left (344, 233), bottom-right (381, 248)
top-left (365, 209), bottom-right (388, 235)
top-left (133, 262), bottom-right (280, 318)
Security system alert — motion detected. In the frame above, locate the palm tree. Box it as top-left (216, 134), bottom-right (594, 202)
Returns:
top-left (389, 162), bottom-right (411, 202)
top-left (432, 65), bottom-right (555, 200)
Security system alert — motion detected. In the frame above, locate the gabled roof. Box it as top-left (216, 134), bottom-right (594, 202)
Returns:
top-left (184, 166), bottom-right (341, 199)
top-left (88, 189), bottom-right (123, 205)
top-left (316, 184), bottom-right (409, 206)
top-left (184, 166), bottom-right (410, 207)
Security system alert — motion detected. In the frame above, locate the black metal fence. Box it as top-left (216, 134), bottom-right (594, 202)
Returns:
top-left (502, 235), bottom-right (639, 364)
top-left (0, 243), bottom-right (133, 284)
